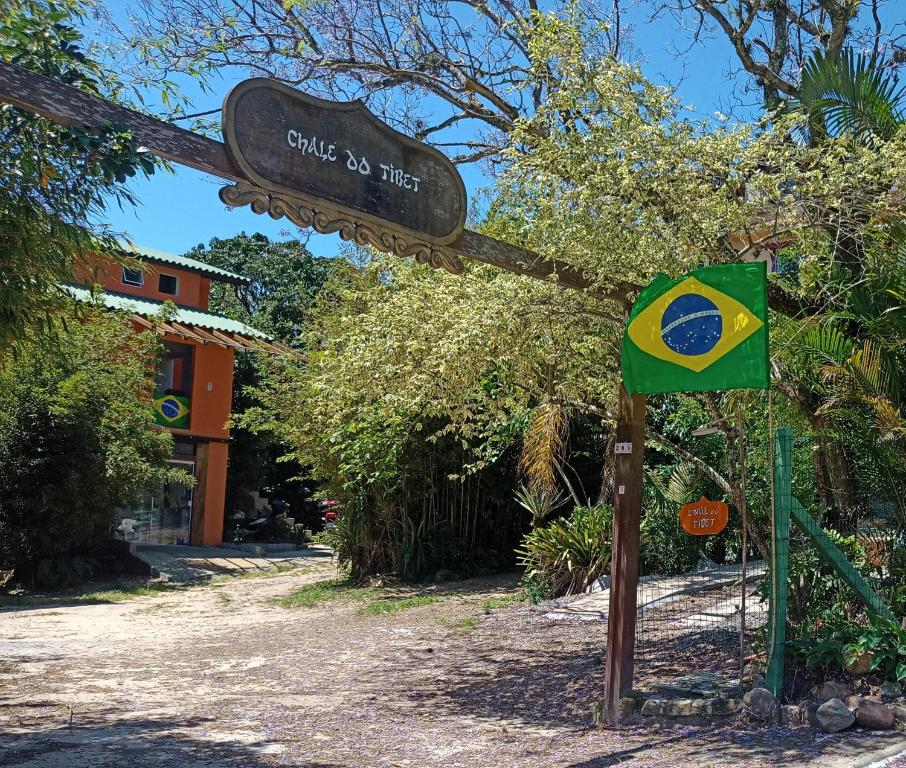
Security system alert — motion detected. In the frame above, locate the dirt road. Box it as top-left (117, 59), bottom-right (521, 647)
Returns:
top-left (1, 564), bottom-right (903, 767)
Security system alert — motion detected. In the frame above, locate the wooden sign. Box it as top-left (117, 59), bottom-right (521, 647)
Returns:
top-left (679, 496), bottom-right (729, 535)
top-left (222, 79), bottom-right (467, 245)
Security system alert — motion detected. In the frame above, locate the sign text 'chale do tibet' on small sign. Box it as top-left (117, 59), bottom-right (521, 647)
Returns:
top-left (221, 79), bottom-right (467, 245)
top-left (679, 496), bottom-right (729, 536)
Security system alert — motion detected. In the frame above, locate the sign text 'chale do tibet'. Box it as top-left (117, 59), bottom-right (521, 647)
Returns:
top-left (221, 79), bottom-right (467, 253)
top-left (679, 496), bottom-right (729, 536)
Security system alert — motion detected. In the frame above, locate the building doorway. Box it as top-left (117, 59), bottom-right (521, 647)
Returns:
top-left (115, 459), bottom-right (195, 545)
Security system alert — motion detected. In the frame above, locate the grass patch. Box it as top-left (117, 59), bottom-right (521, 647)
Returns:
top-left (360, 595), bottom-right (442, 616)
top-left (0, 580), bottom-right (183, 610)
top-left (274, 578), bottom-right (371, 608)
top-left (214, 591), bottom-right (232, 605)
top-left (79, 581), bottom-right (184, 603)
top-left (479, 595), bottom-right (522, 613)
top-left (438, 616), bottom-right (478, 634)
top-left (275, 578), bottom-right (449, 616)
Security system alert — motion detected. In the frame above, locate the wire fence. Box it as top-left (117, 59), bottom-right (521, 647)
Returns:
top-left (634, 517), bottom-right (766, 695)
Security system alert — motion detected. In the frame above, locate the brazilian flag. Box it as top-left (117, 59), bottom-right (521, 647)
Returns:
top-left (153, 394), bottom-right (190, 429)
top-left (622, 263), bottom-right (769, 395)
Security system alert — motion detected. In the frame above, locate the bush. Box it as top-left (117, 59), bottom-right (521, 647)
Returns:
top-left (0, 307), bottom-right (186, 587)
top-left (791, 611), bottom-right (906, 682)
top-left (517, 504), bottom-right (612, 599)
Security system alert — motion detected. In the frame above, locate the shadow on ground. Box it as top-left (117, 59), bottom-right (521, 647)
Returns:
top-left (561, 725), bottom-right (906, 767)
top-left (1, 710), bottom-right (346, 768)
top-left (409, 613), bottom-right (904, 767)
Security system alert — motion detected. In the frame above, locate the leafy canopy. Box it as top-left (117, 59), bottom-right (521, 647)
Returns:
top-left (0, 305), bottom-right (185, 587)
top-left (0, 0), bottom-right (159, 347)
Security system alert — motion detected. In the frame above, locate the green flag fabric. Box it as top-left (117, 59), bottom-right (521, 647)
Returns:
top-left (621, 262), bottom-right (770, 395)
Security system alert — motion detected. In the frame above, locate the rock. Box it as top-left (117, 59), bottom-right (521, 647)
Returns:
top-left (743, 662), bottom-right (765, 689)
top-left (846, 694), bottom-right (866, 709)
top-left (688, 697), bottom-right (739, 716)
top-left (880, 681), bottom-right (903, 698)
top-left (855, 700), bottom-right (895, 730)
top-left (803, 700), bottom-right (822, 727)
top-left (617, 697), bottom-right (638, 721)
top-left (782, 704), bottom-right (803, 726)
top-left (708, 698), bottom-right (741, 716)
top-left (891, 704), bottom-right (906, 723)
top-left (666, 699), bottom-right (695, 717)
top-left (746, 687), bottom-right (779, 720)
top-left (816, 698), bottom-right (855, 733)
top-left (845, 652), bottom-right (873, 675)
top-left (819, 681), bottom-right (854, 702)
top-left (640, 697), bottom-right (666, 717)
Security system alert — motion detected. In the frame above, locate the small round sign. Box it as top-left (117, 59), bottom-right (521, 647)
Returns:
top-left (679, 496), bottom-right (729, 535)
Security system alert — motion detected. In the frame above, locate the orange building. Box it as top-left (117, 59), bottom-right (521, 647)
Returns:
top-left (69, 244), bottom-right (284, 547)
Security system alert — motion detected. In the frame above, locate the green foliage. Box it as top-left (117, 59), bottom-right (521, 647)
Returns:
top-left (513, 484), bottom-right (567, 528)
top-left (794, 48), bottom-right (905, 147)
top-left (789, 611), bottom-right (859, 671)
top-left (229, 13), bottom-right (906, 588)
top-left (274, 577), bottom-right (449, 616)
top-left (520, 570), bottom-right (552, 605)
top-left (791, 611), bottom-right (906, 683)
top-left (517, 504), bottom-right (612, 598)
top-left (844, 614), bottom-right (906, 682)
top-left (0, 307), bottom-right (186, 587)
top-left (0, 0), bottom-right (161, 347)
top-left (274, 578), bottom-right (365, 608)
top-left (360, 594), bottom-right (442, 616)
top-left (186, 233), bottom-right (335, 526)
top-left (776, 531), bottom-right (869, 625)
top-left (185, 233), bottom-right (335, 344)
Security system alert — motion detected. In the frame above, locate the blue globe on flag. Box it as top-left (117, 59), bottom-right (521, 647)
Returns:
top-left (160, 397), bottom-right (182, 420)
top-left (661, 294), bottom-right (723, 356)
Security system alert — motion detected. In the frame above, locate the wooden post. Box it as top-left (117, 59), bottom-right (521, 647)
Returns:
top-left (190, 443), bottom-right (209, 546)
top-left (604, 382), bottom-right (646, 724)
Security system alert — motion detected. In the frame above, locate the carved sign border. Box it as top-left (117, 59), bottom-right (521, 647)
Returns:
top-left (220, 182), bottom-right (465, 274)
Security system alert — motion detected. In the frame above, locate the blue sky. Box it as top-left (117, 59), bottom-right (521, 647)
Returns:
top-left (93, 6), bottom-right (795, 257)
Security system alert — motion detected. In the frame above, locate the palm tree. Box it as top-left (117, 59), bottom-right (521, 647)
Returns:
top-left (772, 49), bottom-right (906, 530)
top-left (792, 48), bottom-right (905, 147)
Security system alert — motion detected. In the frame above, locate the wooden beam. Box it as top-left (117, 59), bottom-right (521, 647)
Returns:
top-left (0, 61), bottom-right (242, 180)
top-left (453, 230), bottom-right (636, 306)
top-left (210, 329), bottom-right (244, 347)
top-left (179, 324), bottom-right (229, 347)
top-left (168, 321), bottom-right (212, 345)
top-left (1, 61), bottom-right (815, 318)
top-left (604, 383), bottom-right (646, 724)
top-left (0, 61), bottom-right (629, 307)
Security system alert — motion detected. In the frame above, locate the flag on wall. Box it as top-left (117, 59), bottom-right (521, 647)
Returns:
top-left (622, 263), bottom-right (770, 395)
top-left (153, 394), bottom-right (190, 429)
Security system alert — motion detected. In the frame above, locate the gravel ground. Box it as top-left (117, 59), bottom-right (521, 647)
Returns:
top-left (1, 563), bottom-right (904, 768)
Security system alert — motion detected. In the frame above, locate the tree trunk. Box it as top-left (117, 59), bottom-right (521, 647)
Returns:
top-left (816, 426), bottom-right (858, 532)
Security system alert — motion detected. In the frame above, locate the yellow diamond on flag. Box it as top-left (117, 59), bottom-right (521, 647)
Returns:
top-left (626, 276), bottom-right (764, 373)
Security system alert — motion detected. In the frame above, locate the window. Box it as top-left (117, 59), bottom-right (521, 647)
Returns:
top-left (158, 273), bottom-right (179, 296)
top-left (122, 267), bottom-right (144, 286)
top-left (155, 341), bottom-right (194, 398)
